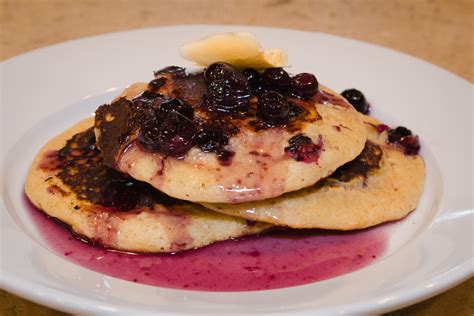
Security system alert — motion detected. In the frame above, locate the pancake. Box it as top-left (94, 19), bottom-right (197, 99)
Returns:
top-left (25, 117), bottom-right (271, 253)
top-left (202, 114), bottom-right (425, 230)
top-left (94, 67), bottom-right (367, 204)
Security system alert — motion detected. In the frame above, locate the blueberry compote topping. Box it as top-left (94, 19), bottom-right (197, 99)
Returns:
top-left (42, 128), bottom-right (177, 211)
top-left (204, 78), bottom-right (251, 114)
top-left (341, 89), bottom-right (370, 114)
top-left (387, 126), bottom-right (420, 155)
top-left (157, 98), bottom-right (194, 120)
top-left (138, 112), bottom-right (197, 157)
top-left (284, 134), bottom-right (324, 163)
top-left (95, 64), bottom-right (329, 166)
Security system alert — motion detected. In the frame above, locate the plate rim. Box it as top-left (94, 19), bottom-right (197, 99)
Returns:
top-left (1, 24), bottom-right (473, 315)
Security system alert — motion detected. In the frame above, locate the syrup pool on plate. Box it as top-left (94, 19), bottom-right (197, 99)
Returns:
top-left (25, 196), bottom-right (390, 291)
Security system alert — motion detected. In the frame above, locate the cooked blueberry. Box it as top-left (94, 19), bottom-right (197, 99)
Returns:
top-left (205, 62), bottom-right (238, 83)
top-left (154, 66), bottom-right (186, 77)
top-left (388, 126), bottom-right (412, 143)
top-left (292, 73), bottom-right (318, 98)
top-left (196, 126), bottom-right (229, 152)
top-left (394, 126), bottom-right (412, 137)
top-left (242, 68), bottom-right (261, 88)
top-left (157, 98), bottom-right (194, 120)
top-left (205, 78), bottom-right (250, 114)
top-left (400, 135), bottom-right (420, 155)
top-left (387, 126), bottom-right (420, 155)
top-left (138, 112), bottom-right (197, 156)
top-left (148, 77), bottom-right (167, 90)
top-left (261, 68), bottom-right (291, 92)
top-left (341, 89), bottom-right (370, 114)
top-left (284, 134), bottom-right (323, 163)
top-left (257, 91), bottom-right (290, 124)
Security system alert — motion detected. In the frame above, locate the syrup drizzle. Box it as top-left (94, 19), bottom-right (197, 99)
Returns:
top-left (26, 196), bottom-right (389, 291)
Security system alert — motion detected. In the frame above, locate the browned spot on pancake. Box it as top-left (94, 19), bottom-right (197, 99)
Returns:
top-left (38, 150), bottom-right (61, 170)
top-left (95, 98), bottom-right (136, 167)
top-left (329, 141), bottom-right (383, 182)
top-left (41, 128), bottom-right (180, 211)
top-left (47, 184), bottom-right (69, 196)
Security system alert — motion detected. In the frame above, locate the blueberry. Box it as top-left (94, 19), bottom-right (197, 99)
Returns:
top-left (205, 78), bottom-right (250, 114)
top-left (341, 89), bottom-right (370, 114)
top-left (204, 62), bottom-right (239, 83)
top-left (292, 73), bottom-right (318, 98)
top-left (400, 135), bottom-right (420, 155)
top-left (157, 98), bottom-right (194, 120)
top-left (261, 68), bottom-right (291, 93)
top-left (242, 68), bottom-right (261, 89)
top-left (388, 126), bottom-right (412, 143)
top-left (394, 126), bottom-right (412, 137)
top-left (387, 126), bottom-right (420, 155)
top-left (138, 112), bottom-right (197, 157)
top-left (257, 91), bottom-right (290, 124)
top-left (196, 126), bottom-right (229, 152)
top-left (284, 134), bottom-right (323, 163)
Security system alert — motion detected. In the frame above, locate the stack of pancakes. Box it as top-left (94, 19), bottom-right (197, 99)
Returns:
top-left (25, 67), bottom-right (425, 253)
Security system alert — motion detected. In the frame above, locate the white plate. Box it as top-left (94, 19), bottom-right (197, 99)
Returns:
top-left (1, 25), bottom-right (472, 315)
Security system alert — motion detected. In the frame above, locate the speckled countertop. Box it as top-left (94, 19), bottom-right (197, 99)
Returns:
top-left (1, 0), bottom-right (473, 315)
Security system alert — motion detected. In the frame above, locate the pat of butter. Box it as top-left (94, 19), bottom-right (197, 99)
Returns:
top-left (179, 32), bottom-right (287, 69)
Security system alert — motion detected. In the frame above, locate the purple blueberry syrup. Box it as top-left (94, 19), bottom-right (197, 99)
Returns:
top-left (25, 196), bottom-right (389, 291)
top-left (138, 111), bottom-right (197, 156)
